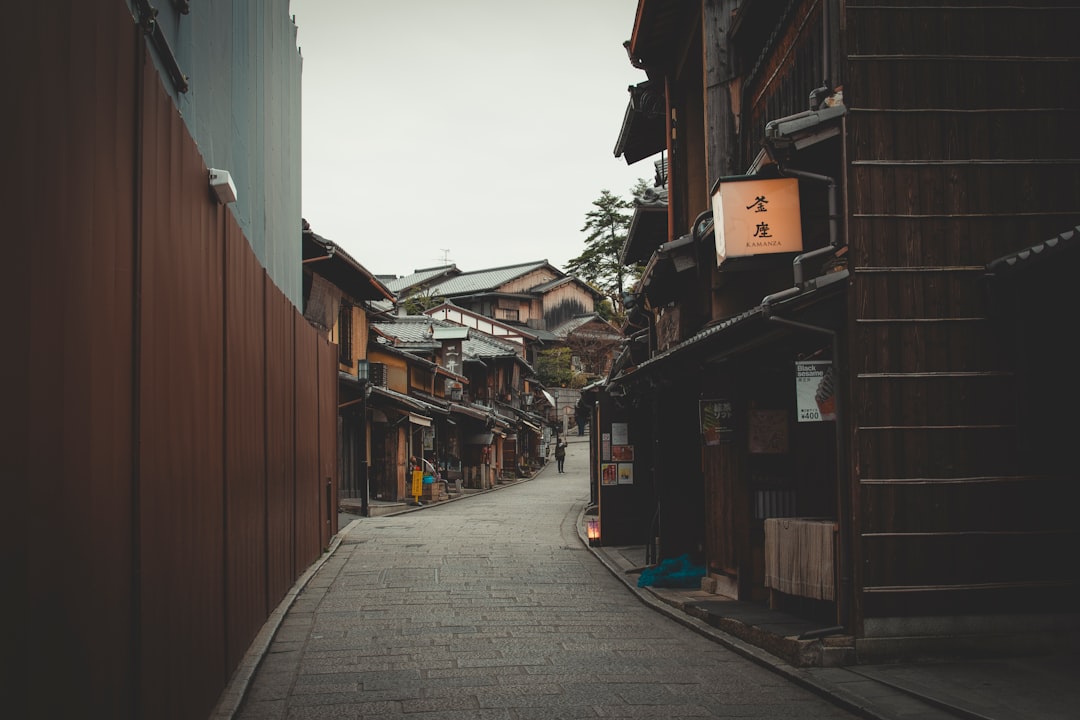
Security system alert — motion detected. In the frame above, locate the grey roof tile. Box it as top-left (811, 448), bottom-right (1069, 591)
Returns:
top-left (425, 261), bottom-right (552, 296)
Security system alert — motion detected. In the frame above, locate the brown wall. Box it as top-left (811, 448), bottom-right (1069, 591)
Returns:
top-left (844, 1), bottom-right (1080, 628)
top-left (3, 5), bottom-right (337, 719)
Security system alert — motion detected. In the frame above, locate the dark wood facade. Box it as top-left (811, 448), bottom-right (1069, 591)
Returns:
top-left (844, 1), bottom-right (1080, 651)
top-left (601, 0), bottom-right (1080, 661)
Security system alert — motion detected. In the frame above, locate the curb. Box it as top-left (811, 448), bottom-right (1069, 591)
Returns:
top-left (574, 508), bottom-right (893, 720)
top-left (215, 467), bottom-right (552, 717)
top-left (210, 523), bottom-right (352, 719)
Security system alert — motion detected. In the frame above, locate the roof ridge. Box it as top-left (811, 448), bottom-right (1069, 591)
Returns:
top-left (453, 259), bottom-right (549, 276)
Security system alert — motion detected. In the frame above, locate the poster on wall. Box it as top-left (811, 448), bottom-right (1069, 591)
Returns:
top-left (601, 432), bottom-right (611, 462)
top-left (700, 399), bottom-right (735, 445)
top-left (796, 361), bottom-right (836, 422)
top-left (748, 408), bottom-right (788, 454)
top-left (601, 462), bottom-right (618, 485)
top-left (611, 422), bottom-right (629, 445)
top-left (617, 463), bottom-right (634, 484)
top-left (611, 445), bottom-right (634, 461)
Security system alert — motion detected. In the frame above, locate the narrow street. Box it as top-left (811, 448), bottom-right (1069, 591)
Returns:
top-left (235, 439), bottom-right (858, 719)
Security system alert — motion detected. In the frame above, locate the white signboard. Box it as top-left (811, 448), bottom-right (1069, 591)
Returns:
top-left (796, 361), bottom-right (836, 423)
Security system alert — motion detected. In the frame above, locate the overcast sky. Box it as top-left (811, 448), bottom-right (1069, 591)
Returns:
top-left (289, 0), bottom-right (651, 278)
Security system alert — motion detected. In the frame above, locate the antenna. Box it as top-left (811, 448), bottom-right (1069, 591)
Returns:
top-left (438, 249), bottom-right (452, 265)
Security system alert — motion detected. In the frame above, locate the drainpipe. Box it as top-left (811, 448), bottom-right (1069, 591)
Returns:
top-left (360, 385), bottom-right (370, 517)
top-left (775, 164), bottom-right (840, 286)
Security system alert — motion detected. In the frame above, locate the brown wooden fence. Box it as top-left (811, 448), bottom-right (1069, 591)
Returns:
top-left (3, 4), bottom-right (337, 718)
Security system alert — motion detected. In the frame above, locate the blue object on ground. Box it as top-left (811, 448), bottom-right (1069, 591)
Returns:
top-left (637, 554), bottom-right (705, 588)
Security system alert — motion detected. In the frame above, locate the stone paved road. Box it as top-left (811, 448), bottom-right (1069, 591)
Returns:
top-left (236, 443), bottom-right (859, 719)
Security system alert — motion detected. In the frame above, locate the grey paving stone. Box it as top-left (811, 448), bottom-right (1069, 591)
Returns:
top-left (233, 455), bottom-right (863, 719)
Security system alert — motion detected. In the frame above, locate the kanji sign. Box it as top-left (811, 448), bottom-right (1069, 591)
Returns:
top-left (712, 177), bottom-right (803, 265)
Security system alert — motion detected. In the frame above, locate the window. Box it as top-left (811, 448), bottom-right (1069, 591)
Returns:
top-left (338, 300), bottom-right (353, 366)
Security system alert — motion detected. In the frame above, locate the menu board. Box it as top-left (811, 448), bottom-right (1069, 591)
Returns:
top-left (748, 409), bottom-right (788, 454)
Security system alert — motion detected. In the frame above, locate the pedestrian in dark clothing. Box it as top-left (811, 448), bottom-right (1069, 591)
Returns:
top-left (555, 440), bottom-right (566, 473)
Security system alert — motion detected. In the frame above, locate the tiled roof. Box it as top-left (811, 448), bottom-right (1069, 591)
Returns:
top-left (528, 327), bottom-right (560, 342)
top-left (301, 226), bottom-right (395, 301)
top-left (987, 224), bottom-right (1079, 278)
top-left (385, 265), bottom-right (458, 293)
top-left (551, 313), bottom-right (621, 339)
top-left (463, 332), bottom-right (520, 360)
top-left (424, 261), bottom-right (552, 296)
top-left (530, 276), bottom-right (574, 293)
top-left (371, 316), bottom-right (454, 348)
top-left (373, 316), bottom-right (521, 362)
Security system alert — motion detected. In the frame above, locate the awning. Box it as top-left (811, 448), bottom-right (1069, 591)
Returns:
top-left (448, 403), bottom-right (491, 423)
top-left (764, 103), bottom-right (846, 158)
top-left (408, 412), bottom-right (432, 427)
top-left (367, 385), bottom-right (443, 417)
top-left (621, 203), bottom-right (668, 265)
top-left (614, 81), bottom-right (666, 165)
top-left (639, 232), bottom-right (698, 306)
top-left (987, 224), bottom-right (1078, 280)
top-left (611, 269), bottom-right (848, 389)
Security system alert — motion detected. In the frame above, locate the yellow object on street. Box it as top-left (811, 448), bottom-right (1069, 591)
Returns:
top-left (411, 467), bottom-right (423, 501)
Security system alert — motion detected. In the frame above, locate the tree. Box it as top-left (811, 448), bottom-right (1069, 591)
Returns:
top-left (565, 182), bottom-right (647, 321)
top-left (565, 330), bottom-right (621, 380)
top-left (535, 347), bottom-right (575, 388)
top-left (401, 286), bottom-right (445, 315)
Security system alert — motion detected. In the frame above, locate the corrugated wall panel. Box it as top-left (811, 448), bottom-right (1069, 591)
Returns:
top-left (265, 281), bottom-right (297, 604)
top-left (157, 0), bottom-right (303, 307)
top-left (294, 316), bottom-right (323, 568)
top-left (8, 3), bottom-right (332, 716)
top-left (224, 219), bottom-right (269, 670)
top-left (137, 57), bottom-right (226, 720)
top-left (6, 2), bottom-right (138, 717)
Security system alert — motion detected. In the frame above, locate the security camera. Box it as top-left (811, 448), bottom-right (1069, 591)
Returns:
top-left (209, 169), bottom-right (237, 205)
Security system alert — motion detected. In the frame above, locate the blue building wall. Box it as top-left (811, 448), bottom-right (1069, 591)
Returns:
top-left (132, 0), bottom-right (304, 307)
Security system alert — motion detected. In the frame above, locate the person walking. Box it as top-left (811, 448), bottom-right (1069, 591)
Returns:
top-left (554, 439), bottom-right (566, 473)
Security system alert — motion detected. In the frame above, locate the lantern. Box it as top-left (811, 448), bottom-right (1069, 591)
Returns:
top-left (586, 518), bottom-right (600, 546)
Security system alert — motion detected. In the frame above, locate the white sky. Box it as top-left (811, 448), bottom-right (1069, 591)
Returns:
top-left (289, 0), bottom-right (652, 278)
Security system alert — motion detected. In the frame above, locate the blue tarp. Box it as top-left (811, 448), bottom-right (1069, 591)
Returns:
top-left (637, 554), bottom-right (705, 588)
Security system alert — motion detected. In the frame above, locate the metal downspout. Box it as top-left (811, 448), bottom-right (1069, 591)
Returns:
top-left (775, 165), bottom-right (840, 286)
top-left (130, 29), bottom-right (146, 720)
top-left (360, 388), bottom-right (370, 517)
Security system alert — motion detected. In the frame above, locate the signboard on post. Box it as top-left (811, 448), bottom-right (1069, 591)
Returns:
top-left (411, 466), bottom-right (423, 502)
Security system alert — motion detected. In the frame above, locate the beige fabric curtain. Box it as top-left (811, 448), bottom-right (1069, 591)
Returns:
top-left (764, 518), bottom-right (837, 600)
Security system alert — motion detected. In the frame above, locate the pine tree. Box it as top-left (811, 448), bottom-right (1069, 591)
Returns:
top-left (565, 183), bottom-right (646, 320)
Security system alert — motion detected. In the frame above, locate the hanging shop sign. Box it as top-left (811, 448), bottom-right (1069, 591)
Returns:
top-left (796, 360), bottom-right (836, 422)
top-left (712, 176), bottom-right (803, 265)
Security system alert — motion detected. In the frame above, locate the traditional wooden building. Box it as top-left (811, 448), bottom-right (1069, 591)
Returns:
top-left (594, 0), bottom-right (1080, 663)
top-left (369, 316), bottom-right (546, 491)
top-left (387, 260), bottom-right (603, 333)
top-left (301, 224), bottom-right (396, 512)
